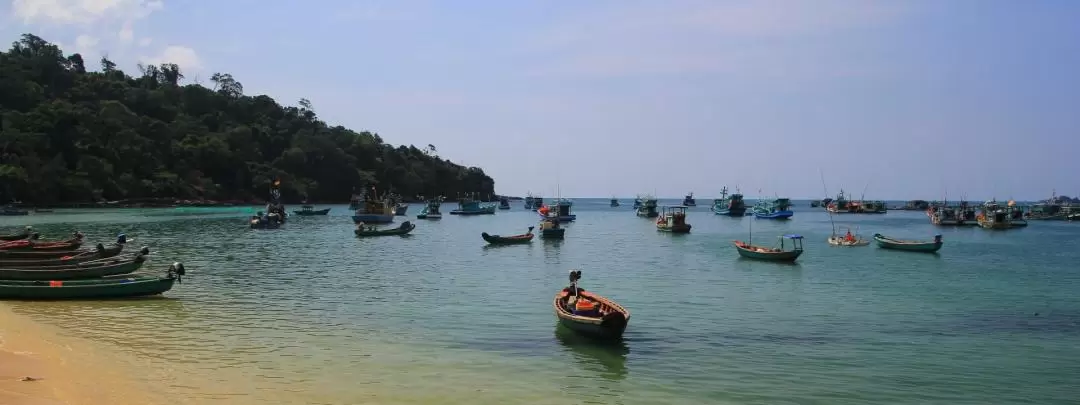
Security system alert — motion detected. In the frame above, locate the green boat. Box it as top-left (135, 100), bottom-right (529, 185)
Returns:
top-left (481, 226), bottom-right (534, 245)
top-left (355, 221), bottom-right (416, 237)
top-left (873, 233), bottom-right (943, 253)
top-left (0, 243), bottom-right (130, 267)
top-left (293, 205), bottom-right (331, 216)
top-left (553, 270), bottom-right (630, 340)
top-left (733, 235), bottom-right (804, 262)
top-left (0, 251), bottom-right (148, 281)
top-left (0, 226), bottom-right (33, 241)
top-left (0, 234), bottom-right (130, 261)
top-left (0, 262), bottom-right (185, 300)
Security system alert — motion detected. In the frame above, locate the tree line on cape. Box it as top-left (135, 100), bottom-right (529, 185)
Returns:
top-left (0, 33), bottom-right (495, 206)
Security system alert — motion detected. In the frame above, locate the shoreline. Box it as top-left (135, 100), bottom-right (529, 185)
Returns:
top-left (0, 303), bottom-right (169, 405)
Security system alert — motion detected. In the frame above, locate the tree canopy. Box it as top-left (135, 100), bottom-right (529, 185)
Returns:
top-left (0, 33), bottom-right (495, 204)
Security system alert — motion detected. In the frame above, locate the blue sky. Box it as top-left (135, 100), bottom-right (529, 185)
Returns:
top-left (3, 0), bottom-right (1078, 200)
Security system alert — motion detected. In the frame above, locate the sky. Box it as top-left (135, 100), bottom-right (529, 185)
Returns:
top-left (2, 0), bottom-right (1079, 200)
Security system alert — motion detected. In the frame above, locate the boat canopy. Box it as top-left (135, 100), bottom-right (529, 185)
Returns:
top-left (782, 234), bottom-right (804, 239)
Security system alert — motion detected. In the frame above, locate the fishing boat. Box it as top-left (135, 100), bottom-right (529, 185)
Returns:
top-left (0, 233), bottom-right (84, 252)
top-left (0, 240), bottom-right (129, 267)
top-left (553, 270), bottom-right (629, 340)
top-left (481, 226), bottom-right (534, 245)
top-left (635, 196), bottom-right (659, 218)
top-left (394, 203), bottom-right (409, 216)
top-left (351, 187), bottom-right (395, 224)
top-left (734, 235), bottom-right (804, 262)
top-left (293, 205), bottom-right (331, 216)
top-left (250, 211), bottom-right (284, 229)
top-left (0, 205), bottom-right (29, 216)
top-left (1006, 200), bottom-right (1027, 227)
top-left (348, 192), bottom-right (363, 210)
top-left (355, 221), bottom-right (416, 237)
top-left (873, 233), bottom-right (943, 253)
top-left (264, 179), bottom-right (287, 224)
top-left (711, 187), bottom-right (748, 216)
top-left (826, 190), bottom-right (887, 214)
top-left (539, 217), bottom-right (565, 239)
top-left (498, 196), bottom-right (511, 210)
top-left (524, 193), bottom-right (543, 210)
top-left (752, 198), bottom-right (794, 219)
top-left (0, 226), bottom-right (33, 241)
top-left (0, 251), bottom-right (148, 281)
top-left (828, 227), bottom-right (869, 246)
top-left (632, 196), bottom-right (643, 210)
top-left (416, 196), bottom-right (444, 219)
top-left (538, 199), bottom-right (576, 223)
top-left (682, 192), bottom-right (696, 207)
top-left (656, 206), bottom-right (691, 233)
top-left (450, 193), bottom-right (497, 215)
top-left (928, 204), bottom-right (961, 226)
top-left (0, 262), bottom-right (186, 300)
top-left (610, 197), bottom-right (619, 207)
top-left (976, 200), bottom-right (1012, 230)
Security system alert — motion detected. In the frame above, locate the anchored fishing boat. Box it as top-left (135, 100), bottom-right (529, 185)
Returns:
top-left (635, 196), bottom-right (659, 218)
top-left (416, 196), bottom-right (444, 219)
top-left (355, 221), bottom-right (416, 237)
top-left (977, 200), bottom-right (1012, 230)
top-left (828, 227), bottom-right (869, 246)
top-left (0, 235), bottom-right (129, 267)
top-left (538, 199), bottom-right (576, 222)
top-left (352, 187), bottom-right (395, 224)
top-left (539, 217), bottom-right (565, 239)
top-left (873, 234), bottom-right (943, 253)
top-left (481, 226), bottom-right (535, 245)
top-left (656, 206), bottom-right (691, 233)
top-left (553, 270), bottom-right (629, 340)
top-left (682, 192), bottom-right (696, 207)
top-left (450, 193), bottom-right (497, 215)
top-left (610, 197), bottom-right (620, 207)
top-left (293, 205), bottom-right (331, 216)
top-left (498, 196), bottom-right (511, 210)
top-left (826, 190), bottom-right (887, 214)
top-left (524, 193), bottom-right (543, 210)
top-left (752, 198), bottom-right (794, 219)
top-left (734, 235), bottom-right (804, 262)
top-left (633, 196), bottom-right (643, 210)
top-left (712, 186), bottom-right (748, 216)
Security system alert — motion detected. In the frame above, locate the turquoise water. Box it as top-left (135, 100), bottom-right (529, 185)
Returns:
top-left (4, 200), bottom-right (1079, 404)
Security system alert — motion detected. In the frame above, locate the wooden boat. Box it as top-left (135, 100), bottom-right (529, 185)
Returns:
top-left (352, 188), bottom-right (395, 224)
top-left (394, 203), bottom-right (409, 216)
top-left (249, 212), bottom-right (284, 229)
top-left (498, 196), bottom-right (511, 210)
top-left (656, 206), bottom-right (691, 233)
top-left (481, 226), bottom-right (534, 245)
top-left (635, 197), bottom-right (659, 218)
top-left (355, 221), bottom-right (415, 237)
top-left (712, 186), bottom-right (748, 216)
top-left (733, 235), bottom-right (804, 262)
top-left (0, 233), bottom-right (84, 252)
top-left (553, 270), bottom-right (629, 340)
top-left (752, 197), bottom-right (794, 219)
top-left (539, 218), bottom-right (565, 239)
top-left (538, 199), bottom-right (576, 223)
top-left (826, 190), bottom-right (887, 214)
top-left (977, 200), bottom-right (1012, 230)
top-left (682, 192), bottom-right (696, 207)
top-left (0, 251), bottom-right (148, 281)
top-left (0, 226), bottom-right (33, 241)
top-left (524, 193), bottom-right (543, 210)
top-left (828, 227), bottom-right (869, 247)
top-left (450, 194), bottom-right (496, 215)
top-left (0, 240), bottom-right (130, 267)
top-left (416, 196), bottom-right (444, 219)
top-left (293, 205), bottom-right (331, 216)
top-left (610, 197), bottom-right (619, 207)
top-left (873, 233), bottom-right (943, 253)
top-left (0, 262), bottom-right (185, 300)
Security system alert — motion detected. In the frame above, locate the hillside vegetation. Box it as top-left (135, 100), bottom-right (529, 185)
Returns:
top-left (0, 34), bottom-right (495, 204)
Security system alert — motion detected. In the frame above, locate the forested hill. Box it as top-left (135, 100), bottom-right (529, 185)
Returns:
top-left (0, 34), bottom-right (495, 205)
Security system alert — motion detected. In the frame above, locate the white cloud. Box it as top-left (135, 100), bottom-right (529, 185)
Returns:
top-left (74, 34), bottom-right (99, 53)
top-left (140, 45), bottom-right (201, 71)
top-left (12, 0), bottom-right (164, 25)
top-left (118, 23), bottom-right (134, 43)
top-left (138, 37), bottom-right (152, 47)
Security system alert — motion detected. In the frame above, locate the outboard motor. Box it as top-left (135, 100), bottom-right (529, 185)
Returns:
top-left (168, 262), bottom-right (187, 283)
top-left (116, 233), bottom-right (128, 245)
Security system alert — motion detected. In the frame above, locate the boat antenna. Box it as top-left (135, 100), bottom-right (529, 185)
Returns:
top-left (820, 169), bottom-right (837, 237)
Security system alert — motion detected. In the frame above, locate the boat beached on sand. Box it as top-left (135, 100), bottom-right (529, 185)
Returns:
top-left (0, 262), bottom-right (187, 300)
top-left (553, 270), bottom-right (629, 340)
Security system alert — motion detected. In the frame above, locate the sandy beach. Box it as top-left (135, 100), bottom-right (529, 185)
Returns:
top-left (0, 303), bottom-right (168, 405)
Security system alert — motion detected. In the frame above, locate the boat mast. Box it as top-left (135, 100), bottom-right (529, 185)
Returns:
top-left (819, 169), bottom-right (837, 237)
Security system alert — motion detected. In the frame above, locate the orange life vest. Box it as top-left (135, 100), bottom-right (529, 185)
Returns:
top-left (575, 299), bottom-right (597, 312)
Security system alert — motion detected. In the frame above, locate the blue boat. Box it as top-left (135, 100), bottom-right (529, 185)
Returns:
top-left (752, 198), bottom-right (794, 219)
top-left (539, 199), bottom-right (576, 222)
top-left (524, 193), bottom-right (543, 210)
top-left (416, 196), bottom-right (444, 219)
top-left (351, 188), bottom-right (395, 224)
top-left (635, 196), bottom-right (659, 218)
top-left (450, 194), bottom-right (497, 215)
top-left (712, 186), bottom-right (748, 216)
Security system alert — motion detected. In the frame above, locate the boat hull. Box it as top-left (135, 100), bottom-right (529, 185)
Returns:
top-left (553, 291), bottom-right (629, 340)
top-left (0, 276), bottom-right (176, 299)
top-left (828, 237), bottom-right (869, 247)
top-left (753, 210), bottom-right (793, 219)
top-left (352, 214), bottom-right (394, 224)
top-left (0, 256), bottom-right (146, 281)
top-left (394, 205), bottom-right (409, 216)
top-left (541, 229), bottom-right (565, 239)
top-left (873, 234), bottom-right (943, 252)
top-left (712, 207), bottom-right (747, 216)
top-left (657, 224), bottom-right (691, 233)
top-left (450, 209), bottom-right (496, 215)
top-left (481, 232), bottom-right (534, 245)
top-left (293, 208), bottom-right (331, 216)
top-left (734, 243), bottom-right (802, 262)
top-left (0, 244), bottom-right (125, 267)
top-left (355, 223), bottom-right (416, 237)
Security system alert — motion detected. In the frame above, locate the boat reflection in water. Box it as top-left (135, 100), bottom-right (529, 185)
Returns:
top-left (553, 326), bottom-right (629, 381)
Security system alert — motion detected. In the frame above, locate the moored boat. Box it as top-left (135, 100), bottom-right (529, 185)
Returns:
top-left (0, 250), bottom-right (149, 281)
top-left (826, 190), bottom-right (887, 214)
top-left (828, 227), bottom-right (869, 247)
top-left (538, 199), bottom-right (576, 222)
top-left (539, 218), bottom-right (565, 240)
top-left (250, 211), bottom-right (284, 229)
top-left (752, 198), bottom-right (794, 219)
top-left (355, 221), bottom-right (416, 237)
top-left (0, 262), bottom-right (186, 300)
top-left (656, 206), bottom-right (691, 233)
top-left (733, 235), bottom-right (804, 262)
top-left (0, 226), bottom-right (33, 241)
top-left (0, 205), bottom-right (29, 216)
top-left (873, 233), bottom-right (943, 253)
top-left (553, 270), bottom-right (629, 340)
top-left (0, 232), bottom-right (84, 252)
top-left (416, 196), bottom-right (444, 219)
top-left (610, 197), bottom-right (619, 207)
top-left (450, 193), bottom-right (497, 215)
top-left (712, 187), bottom-right (748, 216)
top-left (293, 205), bottom-right (331, 216)
top-left (524, 193), bottom-right (544, 210)
top-left (976, 200), bottom-right (1012, 230)
top-left (394, 203), bottom-right (409, 216)
top-left (635, 196), bottom-right (659, 218)
top-left (632, 196), bottom-right (643, 210)
top-left (351, 187), bottom-right (395, 224)
top-left (682, 192), bottom-right (696, 207)
top-left (498, 196), bottom-right (511, 210)
top-left (481, 226), bottom-right (534, 245)
top-left (0, 235), bottom-right (129, 267)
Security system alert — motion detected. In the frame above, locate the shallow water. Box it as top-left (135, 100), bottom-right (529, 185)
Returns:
top-left (4, 201), bottom-right (1079, 404)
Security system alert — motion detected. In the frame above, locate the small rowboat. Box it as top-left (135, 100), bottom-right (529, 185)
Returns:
top-left (0, 226), bottom-right (33, 241)
top-left (873, 233), bottom-right (943, 253)
top-left (0, 250), bottom-right (149, 281)
top-left (355, 221), bottom-right (416, 237)
top-left (481, 226), bottom-right (534, 245)
top-left (733, 235), bottom-right (804, 262)
top-left (0, 262), bottom-right (185, 300)
top-left (0, 242), bottom-right (129, 267)
top-left (293, 205), bottom-right (331, 216)
top-left (553, 271), bottom-right (629, 340)
top-left (0, 232), bottom-right (84, 252)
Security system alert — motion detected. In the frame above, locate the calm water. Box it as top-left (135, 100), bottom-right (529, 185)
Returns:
top-left (4, 200), bottom-right (1079, 404)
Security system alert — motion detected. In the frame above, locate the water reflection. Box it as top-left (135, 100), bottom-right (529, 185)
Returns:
top-left (554, 326), bottom-right (629, 381)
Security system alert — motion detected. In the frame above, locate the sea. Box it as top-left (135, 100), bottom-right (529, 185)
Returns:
top-left (3, 199), bottom-right (1078, 405)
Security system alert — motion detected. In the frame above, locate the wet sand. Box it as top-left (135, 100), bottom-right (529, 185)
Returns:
top-left (0, 303), bottom-right (168, 405)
